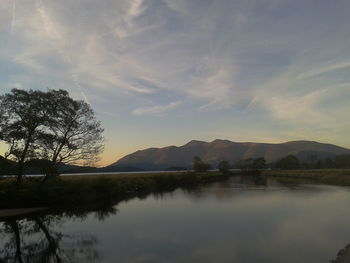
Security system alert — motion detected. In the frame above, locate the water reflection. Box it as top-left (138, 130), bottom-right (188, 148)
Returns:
top-left (1, 179), bottom-right (350, 263)
top-left (0, 207), bottom-right (117, 262)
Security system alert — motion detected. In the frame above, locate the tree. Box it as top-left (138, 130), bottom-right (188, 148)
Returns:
top-left (325, 157), bottom-right (335, 168)
top-left (251, 157), bottom-right (266, 170)
top-left (276, 154), bottom-right (300, 170)
top-left (334, 154), bottom-right (350, 168)
top-left (237, 157), bottom-right (266, 175)
top-left (193, 156), bottom-right (211, 172)
top-left (0, 88), bottom-right (104, 183)
top-left (35, 90), bottom-right (104, 178)
top-left (0, 89), bottom-right (49, 185)
top-left (218, 160), bottom-right (230, 175)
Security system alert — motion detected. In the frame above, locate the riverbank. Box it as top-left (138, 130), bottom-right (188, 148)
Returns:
top-left (0, 171), bottom-right (234, 209)
top-left (2, 169), bottom-right (350, 210)
top-left (263, 169), bottom-right (350, 185)
top-left (0, 207), bottom-right (47, 219)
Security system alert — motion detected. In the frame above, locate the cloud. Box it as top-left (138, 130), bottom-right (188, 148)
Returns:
top-left (296, 61), bottom-right (350, 80)
top-left (132, 101), bottom-right (181, 116)
top-left (11, 0), bottom-right (15, 33)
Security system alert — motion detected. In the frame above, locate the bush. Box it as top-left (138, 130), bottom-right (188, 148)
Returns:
top-left (218, 161), bottom-right (230, 175)
top-left (193, 156), bottom-right (211, 172)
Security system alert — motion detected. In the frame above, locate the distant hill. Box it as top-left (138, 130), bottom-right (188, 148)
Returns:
top-left (0, 156), bottom-right (142, 175)
top-left (109, 140), bottom-right (350, 170)
top-left (60, 165), bottom-right (144, 174)
top-left (0, 156), bottom-right (16, 175)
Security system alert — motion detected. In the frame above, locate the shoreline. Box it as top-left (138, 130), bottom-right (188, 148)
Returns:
top-left (263, 169), bottom-right (350, 186)
top-left (0, 171), bottom-right (232, 210)
top-left (1, 169), bottom-right (350, 210)
top-left (0, 207), bottom-right (47, 219)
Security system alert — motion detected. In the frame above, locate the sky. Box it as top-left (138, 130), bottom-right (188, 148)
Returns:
top-left (1, 0), bottom-right (350, 166)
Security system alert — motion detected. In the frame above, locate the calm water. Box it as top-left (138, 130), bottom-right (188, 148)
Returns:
top-left (1, 178), bottom-right (350, 262)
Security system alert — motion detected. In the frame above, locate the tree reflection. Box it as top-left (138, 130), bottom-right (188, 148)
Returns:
top-left (239, 175), bottom-right (267, 186)
top-left (0, 206), bottom-right (117, 262)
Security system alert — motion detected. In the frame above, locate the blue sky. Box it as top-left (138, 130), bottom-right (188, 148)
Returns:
top-left (1, 0), bottom-right (350, 165)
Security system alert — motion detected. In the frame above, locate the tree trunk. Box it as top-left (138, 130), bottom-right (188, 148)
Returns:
top-left (34, 217), bottom-right (62, 263)
top-left (15, 163), bottom-right (24, 187)
top-left (9, 221), bottom-right (23, 263)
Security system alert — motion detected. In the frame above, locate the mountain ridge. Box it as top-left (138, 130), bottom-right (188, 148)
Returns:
top-left (109, 140), bottom-right (350, 170)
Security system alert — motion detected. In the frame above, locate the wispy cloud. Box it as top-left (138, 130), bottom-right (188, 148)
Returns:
top-left (132, 101), bottom-right (181, 116)
top-left (296, 61), bottom-right (350, 80)
top-left (11, 0), bottom-right (15, 33)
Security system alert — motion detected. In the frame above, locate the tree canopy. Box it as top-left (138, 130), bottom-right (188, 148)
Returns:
top-left (276, 155), bottom-right (300, 170)
top-left (193, 156), bottom-right (211, 172)
top-left (218, 160), bottom-right (230, 175)
top-left (0, 88), bottom-right (104, 184)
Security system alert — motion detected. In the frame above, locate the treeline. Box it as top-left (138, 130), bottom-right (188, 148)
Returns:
top-left (193, 156), bottom-right (266, 175)
top-left (274, 154), bottom-right (350, 169)
top-left (192, 153), bottom-right (350, 173)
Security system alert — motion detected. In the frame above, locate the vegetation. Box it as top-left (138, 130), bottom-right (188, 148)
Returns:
top-left (263, 169), bottom-right (350, 186)
top-left (275, 154), bottom-right (300, 169)
top-left (193, 156), bottom-right (211, 172)
top-left (0, 89), bottom-right (104, 184)
top-left (166, 166), bottom-right (188, 171)
top-left (274, 154), bottom-right (350, 170)
top-left (237, 157), bottom-right (266, 175)
top-left (0, 171), bottom-right (236, 209)
top-left (218, 160), bottom-right (230, 175)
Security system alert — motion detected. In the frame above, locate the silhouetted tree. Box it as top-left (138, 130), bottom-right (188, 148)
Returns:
top-left (315, 159), bottom-right (323, 169)
top-left (36, 90), bottom-right (104, 179)
top-left (325, 157), bottom-right (335, 168)
top-left (0, 89), bottom-right (104, 182)
top-left (276, 155), bottom-right (300, 169)
top-left (0, 89), bottom-right (50, 185)
top-left (218, 160), bottom-right (230, 175)
top-left (251, 157), bottom-right (266, 170)
top-left (193, 156), bottom-right (211, 172)
top-left (238, 157), bottom-right (266, 175)
top-left (334, 154), bottom-right (350, 168)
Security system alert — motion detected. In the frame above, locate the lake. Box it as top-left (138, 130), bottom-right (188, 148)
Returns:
top-left (1, 177), bottom-right (350, 262)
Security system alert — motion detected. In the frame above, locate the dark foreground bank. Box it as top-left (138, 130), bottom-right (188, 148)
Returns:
top-left (2, 169), bottom-right (350, 210)
top-left (0, 171), bottom-right (234, 210)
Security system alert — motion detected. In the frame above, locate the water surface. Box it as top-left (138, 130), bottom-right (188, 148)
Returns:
top-left (1, 178), bottom-right (350, 262)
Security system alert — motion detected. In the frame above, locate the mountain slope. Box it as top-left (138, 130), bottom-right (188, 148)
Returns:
top-left (109, 140), bottom-right (350, 170)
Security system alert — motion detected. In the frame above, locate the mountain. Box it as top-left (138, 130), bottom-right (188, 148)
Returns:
top-left (0, 156), bottom-right (142, 175)
top-left (60, 165), bottom-right (144, 174)
top-left (109, 140), bottom-right (350, 170)
top-left (0, 156), bottom-right (16, 175)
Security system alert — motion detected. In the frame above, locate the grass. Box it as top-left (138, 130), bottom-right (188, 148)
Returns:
top-left (2, 169), bottom-right (350, 210)
top-left (263, 169), bottom-right (350, 186)
top-left (0, 171), bottom-right (233, 209)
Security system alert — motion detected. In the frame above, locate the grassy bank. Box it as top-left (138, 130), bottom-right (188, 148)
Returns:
top-left (2, 169), bottom-right (350, 210)
top-left (0, 171), bottom-right (233, 209)
top-left (263, 169), bottom-right (350, 186)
